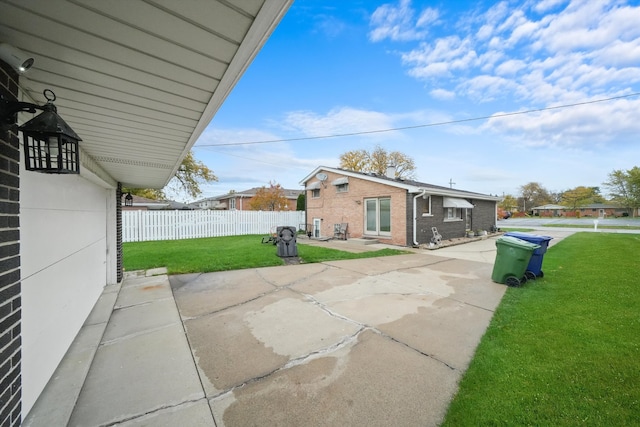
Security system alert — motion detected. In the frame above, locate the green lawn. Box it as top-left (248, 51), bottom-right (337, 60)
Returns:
top-left (123, 234), bottom-right (409, 274)
top-left (543, 223), bottom-right (640, 230)
top-left (442, 233), bottom-right (640, 426)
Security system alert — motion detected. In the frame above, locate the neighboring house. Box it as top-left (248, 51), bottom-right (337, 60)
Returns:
top-left (531, 204), bottom-right (566, 217)
top-left (121, 194), bottom-right (193, 211)
top-left (0, 2), bottom-right (292, 424)
top-left (196, 187), bottom-right (303, 211)
top-left (192, 196), bottom-right (226, 210)
top-left (300, 166), bottom-right (500, 247)
top-left (532, 203), bottom-right (628, 218)
top-left (571, 203), bottom-right (628, 218)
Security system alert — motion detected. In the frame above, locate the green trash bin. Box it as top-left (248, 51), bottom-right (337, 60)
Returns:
top-left (491, 236), bottom-right (540, 287)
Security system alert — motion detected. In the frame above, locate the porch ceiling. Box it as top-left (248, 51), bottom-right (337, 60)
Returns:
top-left (0, 0), bottom-right (292, 188)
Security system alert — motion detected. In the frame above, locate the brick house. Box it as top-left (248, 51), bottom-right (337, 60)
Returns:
top-left (194, 187), bottom-right (303, 211)
top-left (300, 166), bottom-right (500, 246)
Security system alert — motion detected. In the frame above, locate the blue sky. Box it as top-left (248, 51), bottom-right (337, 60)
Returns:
top-left (187, 0), bottom-right (640, 202)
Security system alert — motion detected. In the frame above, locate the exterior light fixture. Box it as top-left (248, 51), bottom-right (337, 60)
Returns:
top-left (1, 89), bottom-right (81, 174)
top-left (124, 192), bottom-right (133, 207)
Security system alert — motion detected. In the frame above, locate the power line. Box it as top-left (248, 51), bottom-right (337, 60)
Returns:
top-left (198, 92), bottom-right (640, 147)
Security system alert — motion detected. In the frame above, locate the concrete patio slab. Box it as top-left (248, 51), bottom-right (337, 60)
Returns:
top-left (169, 269), bottom-right (277, 318)
top-left (101, 297), bottom-right (180, 342)
top-left (255, 262), bottom-right (328, 287)
top-left (180, 287), bottom-right (362, 396)
top-left (68, 323), bottom-right (205, 426)
top-left (117, 399), bottom-right (214, 427)
top-left (210, 329), bottom-right (459, 427)
top-left (115, 274), bottom-right (174, 308)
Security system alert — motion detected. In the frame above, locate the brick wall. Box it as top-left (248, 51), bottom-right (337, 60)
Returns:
top-left (305, 172), bottom-right (408, 246)
top-left (0, 62), bottom-right (22, 427)
top-left (470, 199), bottom-right (497, 232)
top-left (414, 196), bottom-right (496, 243)
top-left (415, 195), bottom-right (466, 242)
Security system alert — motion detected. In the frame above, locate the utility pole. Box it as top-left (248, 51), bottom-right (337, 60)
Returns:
top-left (449, 178), bottom-right (455, 188)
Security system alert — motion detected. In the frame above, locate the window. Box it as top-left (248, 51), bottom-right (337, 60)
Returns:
top-left (422, 195), bottom-right (432, 216)
top-left (445, 207), bottom-right (462, 220)
top-left (365, 197), bottom-right (391, 236)
top-left (229, 198), bottom-right (236, 210)
top-left (336, 183), bottom-right (349, 193)
top-left (332, 177), bottom-right (349, 193)
top-left (311, 188), bottom-right (320, 198)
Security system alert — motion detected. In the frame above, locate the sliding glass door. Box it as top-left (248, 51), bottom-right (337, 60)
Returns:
top-left (365, 198), bottom-right (391, 236)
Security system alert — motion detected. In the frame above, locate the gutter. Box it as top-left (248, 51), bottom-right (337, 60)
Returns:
top-left (412, 188), bottom-right (427, 246)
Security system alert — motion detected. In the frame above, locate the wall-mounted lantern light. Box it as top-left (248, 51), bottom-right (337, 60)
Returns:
top-left (124, 192), bottom-right (133, 207)
top-left (1, 89), bottom-right (81, 174)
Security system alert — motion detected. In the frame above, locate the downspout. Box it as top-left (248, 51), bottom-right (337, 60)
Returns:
top-left (413, 188), bottom-right (427, 246)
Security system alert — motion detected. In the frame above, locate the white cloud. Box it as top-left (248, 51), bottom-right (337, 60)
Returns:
top-left (482, 97), bottom-right (640, 146)
top-left (495, 59), bottom-right (527, 75)
top-left (369, 0), bottom-right (438, 42)
top-left (388, 0), bottom-right (640, 145)
top-left (280, 107), bottom-right (397, 137)
top-left (533, 0), bottom-right (568, 14)
top-left (430, 88), bottom-right (455, 100)
top-left (402, 36), bottom-right (478, 78)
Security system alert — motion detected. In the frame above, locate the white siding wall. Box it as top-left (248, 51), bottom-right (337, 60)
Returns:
top-left (20, 167), bottom-right (114, 415)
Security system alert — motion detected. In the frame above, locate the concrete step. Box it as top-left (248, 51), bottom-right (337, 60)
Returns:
top-left (347, 238), bottom-right (380, 245)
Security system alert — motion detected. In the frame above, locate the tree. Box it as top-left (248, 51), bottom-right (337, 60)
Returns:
top-left (124, 150), bottom-right (217, 201)
top-left (603, 167), bottom-right (640, 216)
top-left (339, 149), bottom-right (369, 172)
top-left (339, 145), bottom-right (416, 179)
top-left (519, 182), bottom-right (551, 212)
top-left (249, 181), bottom-right (289, 211)
top-left (499, 194), bottom-right (518, 212)
top-left (296, 193), bottom-right (305, 211)
top-left (561, 186), bottom-right (605, 210)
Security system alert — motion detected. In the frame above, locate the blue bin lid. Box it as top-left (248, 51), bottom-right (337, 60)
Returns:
top-left (496, 235), bottom-right (540, 250)
top-left (504, 231), bottom-right (553, 244)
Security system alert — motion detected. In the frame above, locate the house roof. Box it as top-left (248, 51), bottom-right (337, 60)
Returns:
top-left (300, 166), bottom-right (500, 201)
top-left (532, 203), bottom-right (621, 210)
top-left (211, 187), bottom-right (303, 200)
top-left (1, 1), bottom-right (292, 189)
top-left (531, 204), bottom-right (566, 210)
top-left (123, 194), bottom-right (193, 210)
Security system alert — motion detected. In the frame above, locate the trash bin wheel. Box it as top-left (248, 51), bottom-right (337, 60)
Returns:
top-left (538, 270), bottom-right (544, 278)
top-left (505, 276), bottom-right (521, 287)
top-left (525, 271), bottom-right (537, 281)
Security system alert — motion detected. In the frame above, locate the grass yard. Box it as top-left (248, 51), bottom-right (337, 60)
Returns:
top-left (442, 233), bottom-right (640, 426)
top-left (123, 234), bottom-right (409, 274)
top-left (543, 223), bottom-right (640, 230)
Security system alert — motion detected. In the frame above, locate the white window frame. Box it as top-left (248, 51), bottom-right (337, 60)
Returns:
top-left (364, 197), bottom-right (391, 236)
top-left (444, 207), bottom-right (463, 222)
top-left (336, 183), bottom-right (349, 193)
top-left (229, 198), bottom-right (236, 210)
top-left (311, 188), bottom-right (320, 198)
top-left (421, 195), bottom-right (432, 217)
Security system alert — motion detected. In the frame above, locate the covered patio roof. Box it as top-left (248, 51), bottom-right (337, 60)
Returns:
top-left (0, 0), bottom-right (292, 188)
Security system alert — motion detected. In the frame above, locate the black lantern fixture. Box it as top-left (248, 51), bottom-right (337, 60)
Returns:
top-left (1, 89), bottom-right (81, 174)
top-left (124, 192), bottom-right (133, 207)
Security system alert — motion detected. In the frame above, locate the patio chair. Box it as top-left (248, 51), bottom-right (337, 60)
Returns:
top-left (334, 223), bottom-right (348, 240)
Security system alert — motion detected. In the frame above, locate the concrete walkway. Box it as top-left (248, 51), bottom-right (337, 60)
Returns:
top-left (25, 231), bottom-right (575, 426)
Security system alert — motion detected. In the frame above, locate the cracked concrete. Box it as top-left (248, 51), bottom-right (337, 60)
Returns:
top-left (31, 235), bottom-right (564, 426)
top-left (168, 252), bottom-right (506, 427)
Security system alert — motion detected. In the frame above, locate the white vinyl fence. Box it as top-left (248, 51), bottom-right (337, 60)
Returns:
top-left (123, 210), bottom-right (306, 242)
